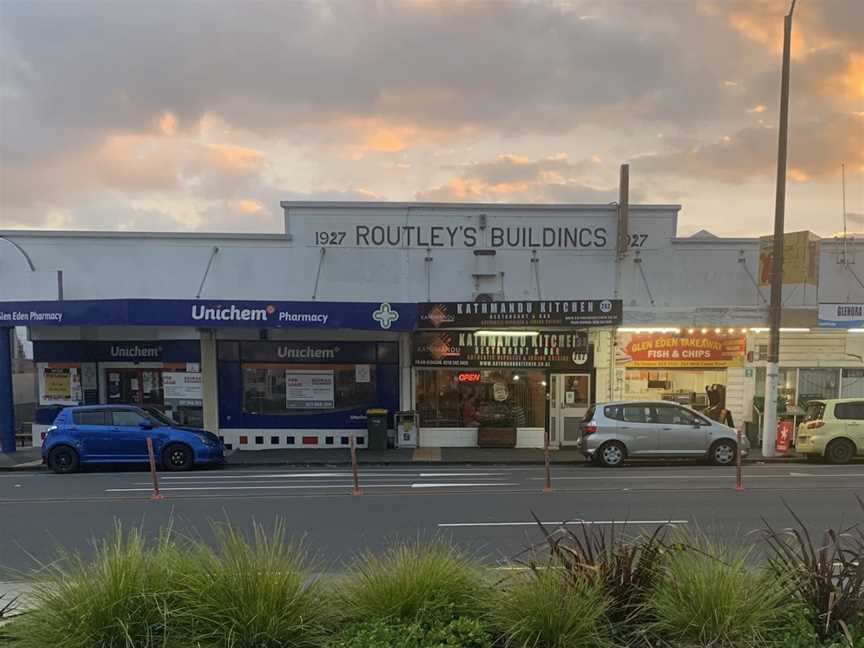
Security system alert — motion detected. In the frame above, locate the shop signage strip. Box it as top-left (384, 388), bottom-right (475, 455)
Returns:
top-left (616, 331), bottom-right (746, 368)
top-left (0, 299), bottom-right (416, 331)
top-left (237, 341), bottom-right (378, 364)
top-left (413, 331), bottom-right (593, 369)
top-left (33, 340), bottom-right (201, 363)
top-left (418, 299), bottom-right (622, 329)
top-left (818, 303), bottom-right (864, 328)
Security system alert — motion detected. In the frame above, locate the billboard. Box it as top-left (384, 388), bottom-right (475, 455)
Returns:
top-left (758, 231), bottom-right (820, 285)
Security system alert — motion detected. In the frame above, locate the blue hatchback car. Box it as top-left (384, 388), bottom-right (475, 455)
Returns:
top-left (42, 405), bottom-right (225, 474)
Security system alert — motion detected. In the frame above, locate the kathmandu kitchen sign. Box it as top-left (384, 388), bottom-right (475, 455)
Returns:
top-left (616, 332), bottom-right (746, 368)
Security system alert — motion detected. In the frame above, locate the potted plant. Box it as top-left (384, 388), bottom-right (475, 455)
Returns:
top-left (476, 402), bottom-right (516, 448)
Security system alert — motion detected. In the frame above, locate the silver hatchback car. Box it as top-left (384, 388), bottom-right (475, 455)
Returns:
top-left (577, 400), bottom-right (748, 467)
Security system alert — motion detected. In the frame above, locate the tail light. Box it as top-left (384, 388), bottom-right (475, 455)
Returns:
top-left (583, 422), bottom-right (598, 435)
top-left (806, 420), bottom-right (825, 430)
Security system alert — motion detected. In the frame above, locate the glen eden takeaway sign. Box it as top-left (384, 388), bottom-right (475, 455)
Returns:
top-left (819, 303), bottom-right (864, 328)
top-left (418, 300), bottom-right (622, 329)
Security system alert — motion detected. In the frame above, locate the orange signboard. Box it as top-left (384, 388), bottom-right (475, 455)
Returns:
top-left (616, 332), bottom-right (746, 368)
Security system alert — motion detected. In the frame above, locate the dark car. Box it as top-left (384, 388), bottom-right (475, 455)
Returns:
top-left (41, 405), bottom-right (224, 474)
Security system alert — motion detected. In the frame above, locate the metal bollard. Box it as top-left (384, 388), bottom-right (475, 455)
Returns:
top-left (146, 437), bottom-right (164, 501)
top-left (543, 427), bottom-right (553, 493)
top-left (350, 434), bottom-right (363, 496)
top-left (735, 428), bottom-right (744, 491)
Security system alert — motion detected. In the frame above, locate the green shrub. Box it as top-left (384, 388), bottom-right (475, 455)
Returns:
top-left (647, 541), bottom-right (789, 647)
top-left (490, 569), bottom-right (610, 648)
top-left (762, 499), bottom-right (864, 641)
top-left (5, 525), bottom-right (179, 648)
top-left (171, 521), bottom-right (331, 648)
top-left (339, 539), bottom-right (488, 624)
top-left (533, 515), bottom-right (672, 624)
top-left (334, 615), bottom-right (493, 648)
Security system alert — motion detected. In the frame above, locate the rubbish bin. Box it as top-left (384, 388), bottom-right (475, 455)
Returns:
top-left (366, 408), bottom-right (389, 451)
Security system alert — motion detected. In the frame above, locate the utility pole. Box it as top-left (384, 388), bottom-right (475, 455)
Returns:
top-left (762, 0), bottom-right (797, 458)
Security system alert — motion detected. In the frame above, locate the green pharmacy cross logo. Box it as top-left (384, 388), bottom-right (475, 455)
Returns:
top-left (373, 303), bottom-right (399, 329)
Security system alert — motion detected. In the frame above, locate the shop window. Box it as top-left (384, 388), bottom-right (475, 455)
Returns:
top-left (842, 369), bottom-right (864, 399)
top-left (622, 369), bottom-right (726, 411)
top-left (797, 369), bottom-right (839, 407)
top-left (242, 364), bottom-right (377, 415)
top-left (376, 343), bottom-right (399, 363)
top-left (416, 369), bottom-right (546, 428)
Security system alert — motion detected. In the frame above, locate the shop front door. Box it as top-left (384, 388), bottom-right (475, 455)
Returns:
top-left (106, 369), bottom-right (164, 406)
top-left (551, 373), bottom-right (592, 446)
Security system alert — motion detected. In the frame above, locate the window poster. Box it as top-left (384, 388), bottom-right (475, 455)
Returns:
top-left (162, 372), bottom-right (203, 403)
top-left (285, 370), bottom-right (335, 409)
top-left (355, 364), bottom-right (371, 383)
top-left (40, 366), bottom-right (82, 405)
top-left (80, 362), bottom-right (98, 403)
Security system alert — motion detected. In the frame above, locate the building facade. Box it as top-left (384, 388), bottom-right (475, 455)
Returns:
top-left (1, 202), bottom-right (862, 452)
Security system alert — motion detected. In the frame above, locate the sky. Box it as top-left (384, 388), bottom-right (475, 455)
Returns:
top-left (0, 0), bottom-right (861, 238)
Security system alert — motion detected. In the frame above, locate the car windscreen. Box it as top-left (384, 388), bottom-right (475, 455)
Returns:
top-left (145, 408), bottom-right (175, 427)
top-left (804, 402), bottom-right (825, 422)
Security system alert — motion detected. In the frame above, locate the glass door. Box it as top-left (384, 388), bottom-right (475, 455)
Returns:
top-left (554, 373), bottom-right (591, 446)
top-left (106, 369), bottom-right (164, 406)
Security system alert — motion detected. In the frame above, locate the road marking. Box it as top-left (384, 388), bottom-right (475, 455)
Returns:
top-left (411, 483), bottom-right (518, 489)
top-left (531, 473), bottom-right (864, 481)
top-left (107, 481), bottom-right (516, 493)
top-left (438, 519), bottom-right (689, 528)
top-left (156, 472), bottom-right (506, 480)
top-left (108, 483), bottom-right (412, 492)
top-left (418, 473), bottom-right (504, 477)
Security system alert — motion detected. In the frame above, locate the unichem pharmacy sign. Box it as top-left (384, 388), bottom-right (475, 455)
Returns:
top-left (819, 303), bottom-right (864, 328)
top-left (0, 299), bottom-right (416, 330)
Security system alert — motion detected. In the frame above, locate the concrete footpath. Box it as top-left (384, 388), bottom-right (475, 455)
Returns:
top-left (1, 445), bottom-right (801, 470)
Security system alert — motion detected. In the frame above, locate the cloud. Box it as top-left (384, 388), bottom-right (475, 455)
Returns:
top-left (0, 0), bottom-right (782, 165)
top-left (633, 113), bottom-right (863, 183)
top-left (416, 153), bottom-right (622, 203)
top-left (0, 0), bottom-right (860, 233)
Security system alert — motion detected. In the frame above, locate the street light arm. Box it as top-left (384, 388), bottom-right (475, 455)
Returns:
top-left (0, 236), bottom-right (36, 272)
top-left (789, 0), bottom-right (797, 18)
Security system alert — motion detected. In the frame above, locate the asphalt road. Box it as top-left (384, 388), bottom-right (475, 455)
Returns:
top-left (2, 462), bottom-right (864, 580)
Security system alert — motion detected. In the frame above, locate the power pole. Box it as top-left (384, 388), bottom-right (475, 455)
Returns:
top-left (762, 0), bottom-right (797, 458)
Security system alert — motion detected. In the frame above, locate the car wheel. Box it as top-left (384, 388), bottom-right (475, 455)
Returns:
top-left (708, 440), bottom-right (737, 466)
top-left (597, 441), bottom-right (626, 468)
top-left (48, 446), bottom-right (80, 474)
top-left (826, 439), bottom-right (856, 465)
top-left (162, 443), bottom-right (193, 471)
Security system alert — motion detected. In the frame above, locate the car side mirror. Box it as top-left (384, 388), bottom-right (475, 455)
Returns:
top-left (139, 422), bottom-right (154, 430)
